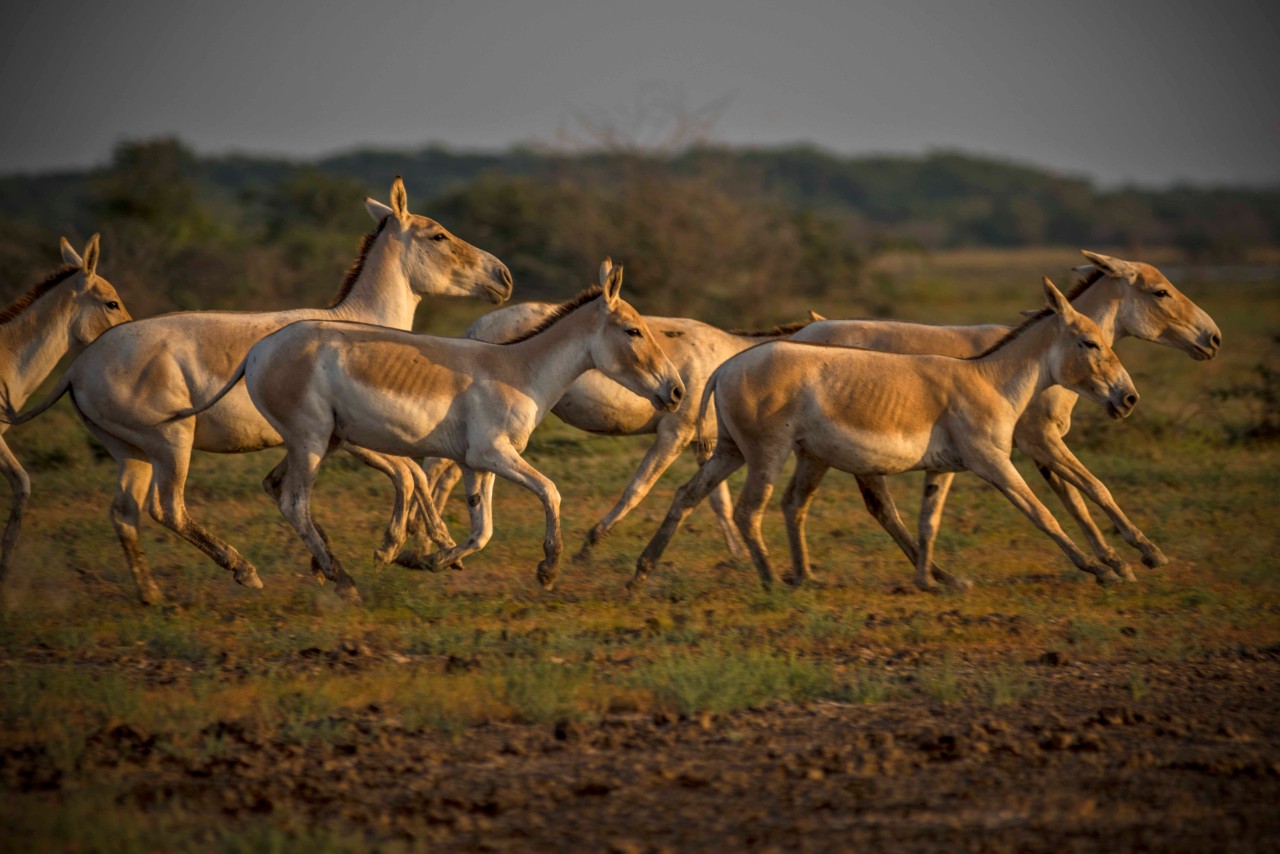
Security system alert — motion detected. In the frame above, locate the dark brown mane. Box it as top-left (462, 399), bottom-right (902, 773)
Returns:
top-left (729, 319), bottom-right (814, 338)
top-left (500, 287), bottom-right (605, 345)
top-left (0, 265), bottom-right (80, 326)
top-left (966, 267), bottom-right (1108, 360)
top-left (326, 216), bottom-right (391, 308)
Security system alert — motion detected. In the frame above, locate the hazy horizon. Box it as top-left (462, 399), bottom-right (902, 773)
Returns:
top-left (2, 0), bottom-right (1277, 188)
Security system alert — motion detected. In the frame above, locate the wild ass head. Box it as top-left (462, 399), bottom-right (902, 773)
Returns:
top-left (1042, 276), bottom-right (1138, 420)
top-left (364, 177), bottom-right (513, 305)
top-left (58, 234), bottom-right (131, 345)
top-left (590, 259), bottom-right (685, 412)
top-left (1077, 250), bottom-right (1221, 361)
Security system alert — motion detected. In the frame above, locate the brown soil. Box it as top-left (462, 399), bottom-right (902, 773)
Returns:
top-left (6, 653), bottom-right (1280, 852)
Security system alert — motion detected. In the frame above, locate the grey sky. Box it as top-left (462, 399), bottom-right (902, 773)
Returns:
top-left (2, 0), bottom-right (1277, 186)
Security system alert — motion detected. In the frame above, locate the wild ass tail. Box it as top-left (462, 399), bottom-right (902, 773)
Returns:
top-left (0, 371), bottom-right (75, 426)
top-left (166, 355), bottom-right (250, 421)
top-left (694, 368), bottom-right (721, 459)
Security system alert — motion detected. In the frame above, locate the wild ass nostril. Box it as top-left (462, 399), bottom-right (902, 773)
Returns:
top-left (1124, 393), bottom-right (1138, 408)
top-left (670, 385), bottom-right (684, 402)
top-left (1210, 332), bottom-right (1221, 349)
top-left (500, 267), bottom-right (513, 289)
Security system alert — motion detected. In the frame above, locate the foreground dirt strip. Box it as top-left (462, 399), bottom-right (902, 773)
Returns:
top-left (4, 654), bottom-right (1278, 851)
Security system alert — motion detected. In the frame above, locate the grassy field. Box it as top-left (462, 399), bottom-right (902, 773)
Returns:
top-left (1, 249), bottom-right (1277, 849)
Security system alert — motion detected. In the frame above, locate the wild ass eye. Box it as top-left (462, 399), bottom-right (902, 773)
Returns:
top-left (431, 232), bottom-right (449, 242)
top-left (625, 327), bottom-right (643, 338)
top-left (105, 300), bottom-right (120, 311)
top-left (1152, 289), bottom-right (1170, 298)
top-left (1080, 340), bottom-right (1100, 351)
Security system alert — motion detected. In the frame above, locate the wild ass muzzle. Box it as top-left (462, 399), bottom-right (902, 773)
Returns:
top-left (632, 277), bottom-right (1139, 592)
top-left (5, 178), bottom-right (512, 604)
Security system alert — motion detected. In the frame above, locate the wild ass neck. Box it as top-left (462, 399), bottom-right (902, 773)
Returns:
top-left (505, 299), bottom-right (609, 419)
top-left (0, 288), bottom-right (82, 410)
top-left (1065, 275), bottom-right (1125, 346)
top-left (969, 316), bottom-right (1066, 416)
top-left (324, 233), bottom-right (420, 331)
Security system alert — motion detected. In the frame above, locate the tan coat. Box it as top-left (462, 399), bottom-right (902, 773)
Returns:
top-left (633, 278), bottom-right (1140, 592)
top-left (0, 236), bottom-right (130, 579)
top-left (10, 179), bottom-right (512, 604)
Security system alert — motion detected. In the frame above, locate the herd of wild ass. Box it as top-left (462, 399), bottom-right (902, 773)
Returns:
top-left (0, 178), bottom-right (1222, 605)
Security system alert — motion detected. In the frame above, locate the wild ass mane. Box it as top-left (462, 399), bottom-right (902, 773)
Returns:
top-left (966, 268), bottom-right (1108, 360)
top-left (729, 319), bottom-right (814, 338)
top-left (0, 266), bottom-right (80, 326)
top-left (499, 286), bottom-right (606, 345)
top-left (324, 215), bottom-right (392, 309)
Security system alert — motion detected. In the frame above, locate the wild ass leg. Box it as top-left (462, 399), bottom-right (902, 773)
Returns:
top-left (263, 457), bottom-right (329, 585)
top-left (967, 454), bottom-right (1122, 585)
top-left (341, 446), bottom-right (416, 564)
top-left (424, 457), bottom-right (462, 514)
top-left (697, 437), bottom-right (748, 560)
top-left (473, 445), bottom-right (564, 590)
top-left (732, 447), bottom-right (792, 590)
top-left (914, 472), bottom-right (955, 591)
top-left (576, 423), bottom-right (696, 561)
top-left (0, 435), bottom-right (31, 586)
top-left (146, 426), bottom-right (263, 590)
top-left (413, 468), bottom-right (494, 573)
top-left (631, 443), bottom-right (745, 591)
top-left (275, 440), bottom-right (360, 602)
top-left (1035, 467), bottom-right (1137, 582)
top-left (380, 456), bottom-right (463, 570)
top-left (1019, 429), bottom-right (1167, 570)
top-left (853, 475), bottom-right (971, 590)
top-left (781, 451), bottom-right (829, 586)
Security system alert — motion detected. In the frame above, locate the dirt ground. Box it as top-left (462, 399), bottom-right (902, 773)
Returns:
top-left (6, 649), bottom-right (1277, 852)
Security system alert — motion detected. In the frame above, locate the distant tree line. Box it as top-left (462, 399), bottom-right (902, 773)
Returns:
top-left (0, 138), bottom-right (1274, 323)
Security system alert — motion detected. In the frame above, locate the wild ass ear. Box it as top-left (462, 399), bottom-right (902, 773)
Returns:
top-left (82, 234), bottom-right (101, 278)
top-left (808, 310), bottom-right (827, 322)
top-left (389, 176), bottom-right (410, 224)
top-left (365, 197), bottom-right (394, 223)
top-left (602, 263), bottom-right (624, 307)
top-left (60, 236), bottom-right (83, 267)
top-left (1042, 276), bottom-right (1075, 319)
top-left (1079, 250), bottom-right (1138, 284)
top-left (598, 257), bottom-right (613, 286)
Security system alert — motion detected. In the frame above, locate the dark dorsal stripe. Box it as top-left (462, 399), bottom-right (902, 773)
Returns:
top-left (326, 215), bottom-right (392, 309)
top-left (0, 265), bottom-right (80, 326)
top-left (729, 319), bottom-right (815, 338)
top-left (500, 286), bottom-right (606, 345)
top-left (966, 267), bottom-right (1109, 360)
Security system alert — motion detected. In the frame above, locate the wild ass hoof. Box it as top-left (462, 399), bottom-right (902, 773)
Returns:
top-left (1141, 546), bottom-right (1169, 569)
top-left (929, 565), bottom-right (973, 591)
top-left (310, 557), bottom-right (326, 585)
top-left (233, 564), bottom-right (264, 590)
top-left (372, 545), bottom-right (398, 565)
top-left (782, 571), bottom-right (824, 589)
top-left (536, 561), bottom-right (559, 591)
top-left (138, 581), bottom-right (166, 606)
top-left (1089, 564), bottom-right (1123, 586)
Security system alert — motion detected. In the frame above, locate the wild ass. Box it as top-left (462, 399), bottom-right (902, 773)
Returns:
top-left (632, 278), bottom-right (1140, 592)
top-left (6, 179), bottom-right (512, 604)
top-left (785, 251), bottom-right (1220, 583)
top-left (406, 297), bottom-right (818, 566)
top-left (182, 261), bottom-right (683, 601)
top-left (0, 235), bottom-right (130, 580)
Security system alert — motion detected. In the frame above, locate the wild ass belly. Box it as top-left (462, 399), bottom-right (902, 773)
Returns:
top-left (797, 422), bottom-right (965, 476)
top-left (551, 370), bottom-right (662, 435)
top-left (325, 384), bottom-right (473, 461)
top-left (192, 384), bottom-right (284, 453)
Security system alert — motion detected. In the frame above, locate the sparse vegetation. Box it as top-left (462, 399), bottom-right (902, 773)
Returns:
top-left (0, 249), bottom-right (1275, 849)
